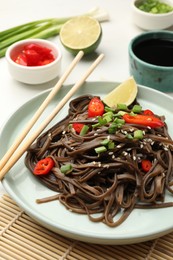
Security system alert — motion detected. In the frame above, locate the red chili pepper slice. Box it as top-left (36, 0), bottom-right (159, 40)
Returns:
top-left (24, 49), bottom-right (40, 66)
top-left (123, 114), bottom-right (164, 128)
top-left (33, 157), bottom-right (55, 175)
top-left (143, 109), bottom-right (154, 116)
top-left (88, 97), bottom-right (104, 118)
top-left (72, 123), bottom-right (84, 134)
top-left (141, 159), bottom-right (152, 172)
top-left (14, 53), bottom-right (27, 66)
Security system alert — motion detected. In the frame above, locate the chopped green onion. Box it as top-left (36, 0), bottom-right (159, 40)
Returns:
top-left (130, 111), bottom-right (137, 116)
top-left (100, 139), bottom-right (115, 150)
top-left (103, 111), bottom-right (114, 117)
top-left (114, 118), bottom-right (125, 125)
top-left (95, 146), bottom-right (107, 154)
top-left (117, 104), bottom-right (128, 111)
top-left (104, 106), bottom-right (116, 112)
top-left (92, 116), bottom-right (107, 129)
top-left (132, 105), bottom-right (142, 113)
top-left (117, 111), bottom-right (127, 116)
top-left (136, 0), bottom-right (173, 14)
top-left (103, 111), bottom-right (114, 122)
top-left (108, 141), bottom-right (115, 149)
top-left (80, 125), bottom-right (89, 136)
top-left (101, 139), bottom-right (110, 146)
top-left (117, 123), bottom-right (123, 129)
top-left (98, 116), bottom-right (107, 125)
top-left (108, 123), bottom-right (118, 134)
top-left (134, 130), bottom-right (144, 140)
top-left (151, 7), bottom-right (158, 13)
top-left (68, 124), bottom-right (72, 129)
top-left (103, 115), bottom-right (112, 123)
top-left (110, 111), bottom-right (127, 118)
top-left (126, 134), bottom-right (133, 140)
top-left (92, 122), bottom-right (101, 129)
top-left (60, 164), bottom-right (73, 174)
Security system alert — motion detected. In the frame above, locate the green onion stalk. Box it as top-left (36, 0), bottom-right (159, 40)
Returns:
top-left (0, 7), bottom-right (109, 58)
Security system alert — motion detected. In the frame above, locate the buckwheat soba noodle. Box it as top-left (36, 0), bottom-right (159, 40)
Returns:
top-left (25, 95), bottom-right (173, 227)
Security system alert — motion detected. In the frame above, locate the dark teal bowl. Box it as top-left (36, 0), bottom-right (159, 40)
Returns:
top-left (129, 31), bottom-right (173, 92)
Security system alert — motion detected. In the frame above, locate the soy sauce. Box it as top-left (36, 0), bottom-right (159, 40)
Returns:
top-left (133, 38), bottom-right (173, 67)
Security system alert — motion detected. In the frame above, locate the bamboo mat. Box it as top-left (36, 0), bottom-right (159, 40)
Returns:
top-left (1, 194), bottom-right (173, 260)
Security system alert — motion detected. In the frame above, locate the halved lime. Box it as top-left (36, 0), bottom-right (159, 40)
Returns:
top-left (59, 16), bottom-right (102, 55)
top-left (103, 77), bottom-right (138, 108)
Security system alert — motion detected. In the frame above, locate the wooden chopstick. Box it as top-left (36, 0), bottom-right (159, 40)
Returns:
top-left (0, 53), bottom-right (104, 180)
top-left (0, 50), bottom-right (84, 172)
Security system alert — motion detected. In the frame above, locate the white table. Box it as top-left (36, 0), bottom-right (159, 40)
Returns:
top-left (0, 0), bottom-right (173, 196)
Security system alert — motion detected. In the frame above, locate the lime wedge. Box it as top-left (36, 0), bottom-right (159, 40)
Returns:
top-left (103, 77), bottom-right (138, 107)
top-left (60, 16), bottom-right (102, 55)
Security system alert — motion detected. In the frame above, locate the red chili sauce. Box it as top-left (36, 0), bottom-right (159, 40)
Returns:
top-left (12, 43), bottom-right (55, 66)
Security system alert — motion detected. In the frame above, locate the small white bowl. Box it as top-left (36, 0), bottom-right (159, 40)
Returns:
top-left (6, 39), bottom-right (62, 84)
top-left (131, 0), bottom-right (173, 30)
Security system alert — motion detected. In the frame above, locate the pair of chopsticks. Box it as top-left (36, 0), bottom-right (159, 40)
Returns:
top-left (0, 51), bottom-right (104, 181)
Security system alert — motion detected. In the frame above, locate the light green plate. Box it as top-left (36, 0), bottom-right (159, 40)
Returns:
top-left (1, 81), bottom-right (173, 245)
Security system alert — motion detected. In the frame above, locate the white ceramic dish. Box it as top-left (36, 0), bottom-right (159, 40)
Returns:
top-left (1, 81), bottom-right (173, 245)
top-left (131, 0), bottom-right (173, 30)
top-left (6, 39), bottom-right (62, 85)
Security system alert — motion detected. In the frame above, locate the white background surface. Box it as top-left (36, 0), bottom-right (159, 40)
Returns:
top-left (0, 0), bottom-right (173, 195)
